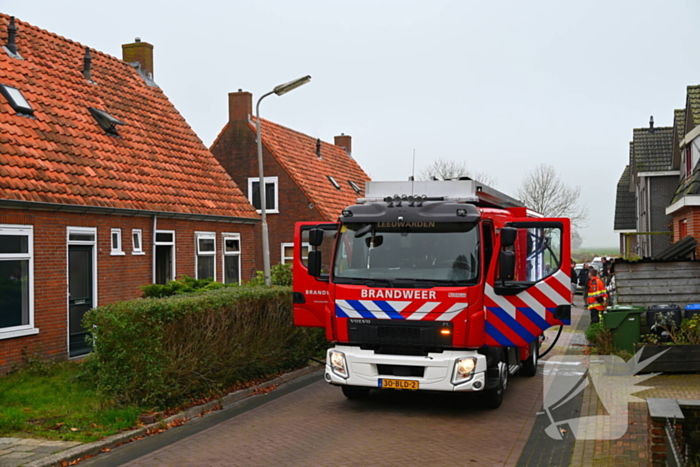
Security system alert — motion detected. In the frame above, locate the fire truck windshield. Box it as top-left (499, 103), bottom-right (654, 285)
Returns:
top-left (333, 222), bottom-right (480, 285)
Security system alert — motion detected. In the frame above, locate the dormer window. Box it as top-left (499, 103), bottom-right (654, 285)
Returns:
top-left (0, 84), bottom-right (33, 115)
top-left (89, 107), bottom-right (123, 135)
top-left (348, 181), bottom-right (362, 193)
top-left (327, 176), bottom-right (341, 190)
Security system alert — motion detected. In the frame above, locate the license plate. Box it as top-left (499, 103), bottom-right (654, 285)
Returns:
top-left (378, 378), bottom-right (419, 390)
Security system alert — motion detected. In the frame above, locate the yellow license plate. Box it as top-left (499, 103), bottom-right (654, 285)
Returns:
top-left (379, 378), bottom-right (419, 390)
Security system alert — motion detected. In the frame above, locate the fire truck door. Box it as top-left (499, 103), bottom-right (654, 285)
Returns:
top-left (292, 222), bottom-right (338, 328)
top-left (485, 218), bottom-right (571, 347)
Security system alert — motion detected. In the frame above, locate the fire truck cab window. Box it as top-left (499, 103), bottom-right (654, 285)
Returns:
top-left (333, 222), bottom-right (479, 284)
top-left (512, 226), bottom-right (562, 282)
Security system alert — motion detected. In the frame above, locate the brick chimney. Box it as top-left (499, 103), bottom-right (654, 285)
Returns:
top-left (122, 38), bottom-right (154, 79)
top-left (228, 90), bottom-right (252, 123)
top-left (334, 133), bottom-right (352, 156)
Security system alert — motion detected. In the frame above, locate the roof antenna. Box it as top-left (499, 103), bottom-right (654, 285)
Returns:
top-left (315, 138), bottom-right (322, 159)
top-left (410, 149), bottom-right (416, 195)
top-left (83, 47), bottom-right (92, 81)
top-left (7, 16), bottom-right (17, 55)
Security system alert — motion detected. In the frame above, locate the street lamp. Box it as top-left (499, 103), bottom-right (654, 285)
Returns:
top-left (256, 75), bottom-right (312, 286)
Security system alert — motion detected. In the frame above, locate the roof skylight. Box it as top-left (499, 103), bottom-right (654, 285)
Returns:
top-left (348, 181), bottom-right (362, 193)
top-left (327, 176), bottom-right (341, 190)
top-left (89, 108), bottom-right (124, 135)
top-left (0, 84), bottom-right (33, 115)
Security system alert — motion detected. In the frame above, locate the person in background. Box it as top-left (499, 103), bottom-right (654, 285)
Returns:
top-left (570, 261), bottom-right (577, 306)
top-left (586, 267), bottom-right (608, 324)
top-left (601, 257), bottom-right (610, 286)
top-left (578, 262), bottom-right (589, 300)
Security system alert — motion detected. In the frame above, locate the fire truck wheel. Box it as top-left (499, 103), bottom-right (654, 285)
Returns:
top-left (341, 385), bottom-right (371, 399)
top-left (483, 362), bottom-right (507, 409)
top-left (520, 340), bottom-right (539, 377)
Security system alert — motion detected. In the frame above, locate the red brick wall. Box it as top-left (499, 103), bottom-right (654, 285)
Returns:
top-left (0, 208), bottom-right (257, 373)
top-left (211, 120), bottom-right (326, 269)
top-left (671, 206), bottom-right (700, 258)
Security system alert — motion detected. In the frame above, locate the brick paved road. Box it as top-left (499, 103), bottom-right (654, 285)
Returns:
top-left (91, 372), bottom-right (546, 467)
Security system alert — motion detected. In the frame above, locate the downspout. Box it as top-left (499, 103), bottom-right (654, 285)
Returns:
top-left (152, 215), bottom-right (157, 283)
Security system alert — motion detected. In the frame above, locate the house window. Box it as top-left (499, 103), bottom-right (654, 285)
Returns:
top-left (248, 177), bottom-right (279, 213)
top-left (348, 181), bottom-right (362, 193)
top-left (196, 232), bottom-right (216, 280)
top-left (0, 224), bottom-right (36, 339)
top-left (282, 242), bottom-right (309, 266)
top-left (680, 219), bottom-right (688, 239)
top-left (0, 84), bottom-right (33, 115)
top-left (223, 234), bottom-right (241, 285)
top-left (327, 176), bottom-right (341, 190)
top-left (110, 229), bottom-right (124, 255)
top-left (88, 107), bottom-right (123, 135)
top-left (132, 229), bottom-right (144, 255)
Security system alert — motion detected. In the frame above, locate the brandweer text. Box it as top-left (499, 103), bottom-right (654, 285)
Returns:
top-left (360, 289), bottom-right (437, 299)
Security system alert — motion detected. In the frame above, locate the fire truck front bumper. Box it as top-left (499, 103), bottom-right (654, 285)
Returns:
top-left (325, 345), bottom-right (488, 392)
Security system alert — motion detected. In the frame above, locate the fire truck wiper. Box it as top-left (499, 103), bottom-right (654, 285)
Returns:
top-left (338, 278), bottom-right (395, 287)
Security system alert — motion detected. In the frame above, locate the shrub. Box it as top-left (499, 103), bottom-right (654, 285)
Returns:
top-left (585, 322), bottom-right (615, 355)
top-left (140, 275), bottom-right (229, 298)
top-left (246, 263), bottom-right (292, 287)
top-left (82, 286), bottom-right (326, 407)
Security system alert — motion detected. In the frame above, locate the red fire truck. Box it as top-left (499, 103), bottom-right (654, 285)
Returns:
top-left (292, 179), bottom-right (571, 408)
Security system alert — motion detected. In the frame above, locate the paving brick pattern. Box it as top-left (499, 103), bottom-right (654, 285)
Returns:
top-left (120, 376), bottom-right (542, 467)
top-left (0, 438), bottom-right (80, 467)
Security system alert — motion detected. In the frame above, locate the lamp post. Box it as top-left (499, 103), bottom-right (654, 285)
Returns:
top-left (256, 75), bottom-right (312, 286)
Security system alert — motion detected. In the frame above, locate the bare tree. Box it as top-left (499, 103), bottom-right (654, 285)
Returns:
top-left (515, 164), bottom-right (588, 232)
top-left (418, 158), bottom-right (497, 187)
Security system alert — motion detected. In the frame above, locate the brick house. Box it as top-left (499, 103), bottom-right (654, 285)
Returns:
top-left (666, 86), bottom-right (700, 258)
top-left (210, 91), bottom-right (371, 269)
top-left (0, 15), bottom-right (259, 370)
top-left (614, 118), bottom-right (676, 258)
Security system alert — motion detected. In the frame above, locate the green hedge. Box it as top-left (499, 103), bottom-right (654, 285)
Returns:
top-left (82, 286), bottom-right (326, 407)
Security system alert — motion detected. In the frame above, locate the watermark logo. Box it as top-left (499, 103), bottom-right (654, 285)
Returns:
top-left (541, 348), bottom-right (669, 440)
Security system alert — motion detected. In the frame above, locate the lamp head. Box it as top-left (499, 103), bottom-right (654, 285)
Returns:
top-left (273, 75), bottom-right (312, 96)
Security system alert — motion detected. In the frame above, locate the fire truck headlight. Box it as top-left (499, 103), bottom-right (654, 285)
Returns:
top-left (329, 350), bottom-right (349, 378)
top-left (452, 357), bottom-right (477, 384)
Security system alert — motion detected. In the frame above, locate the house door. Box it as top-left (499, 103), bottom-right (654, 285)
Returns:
top-left (69, 245), bottom-right (93, 357)
top-left (154, 230), bottom-right (175, 284)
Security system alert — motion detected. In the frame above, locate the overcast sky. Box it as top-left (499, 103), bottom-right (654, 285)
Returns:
top-left (3, 0), bottom-right (698, 248)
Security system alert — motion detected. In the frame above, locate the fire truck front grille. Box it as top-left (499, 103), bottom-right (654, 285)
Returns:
top-left (376, 364), bottom-right (425, 377)
top-left (347, 319), bottom-right (453, 351)
top-left (377, 326), bottom-right (421, 340)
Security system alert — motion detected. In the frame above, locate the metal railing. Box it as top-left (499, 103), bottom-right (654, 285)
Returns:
top-left (665, 417), bottom-right (688, 467)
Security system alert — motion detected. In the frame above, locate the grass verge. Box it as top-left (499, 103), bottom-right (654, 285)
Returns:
top-left (0, 361), bottom-right (142, 443)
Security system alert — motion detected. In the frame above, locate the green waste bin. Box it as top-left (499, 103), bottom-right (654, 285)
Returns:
top-left (602, 305), bottom-right (646, 354)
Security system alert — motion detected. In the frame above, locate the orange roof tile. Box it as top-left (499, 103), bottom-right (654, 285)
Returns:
top-left (250, 117), bottom-right (371, 221)
top-left (0, 14), bottom-right (258, 220)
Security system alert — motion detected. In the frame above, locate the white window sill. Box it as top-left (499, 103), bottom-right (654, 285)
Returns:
top-left (0, 327), bottom-right (39, 340)
top-left (110, 251), bottom-right (126, 256)
top-left (132, 251), bottom-right (146, 255)
top-left (255, 209), bottom-right (279, 215)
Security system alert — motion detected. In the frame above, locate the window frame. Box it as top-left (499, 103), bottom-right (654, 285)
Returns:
top-left (327, 176), bottom-right (341, 190)
top-left (110, 228), bottom-right (125, 256)
top-left (222, 233), bottom-right (242, 285)
top-left (0, 224), bottom-right (37, 340)
top-left (195, 232), bottom-right (216, 281)
top-left (281, 242), bottom-right (310, 265)
top-left (0, 84), bottom-right (34, 115)
top-left (248, 176), bottom-right (279, 214)
top-left (132, 229), bottom-right (144, 255)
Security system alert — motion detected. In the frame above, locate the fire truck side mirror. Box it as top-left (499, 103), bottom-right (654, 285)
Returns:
top-left (308, 250), bottom-right (322, 277)
top-left (498, 250), bottom-right (515, 281)
top-left (308, 228), bottom-right (324, 247)
top-left (500, 227), bottom-right (517, 247)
